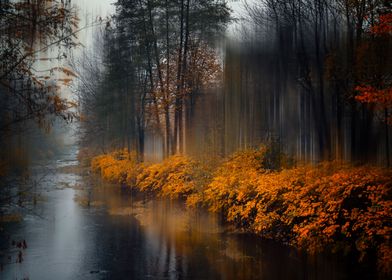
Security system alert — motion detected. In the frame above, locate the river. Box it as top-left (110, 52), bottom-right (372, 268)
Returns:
top-left (0, 145), bottom-right (378, 279)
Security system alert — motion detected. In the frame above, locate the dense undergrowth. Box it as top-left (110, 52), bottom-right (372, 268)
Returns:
top-left (91, 148), bottom-right (392, 274)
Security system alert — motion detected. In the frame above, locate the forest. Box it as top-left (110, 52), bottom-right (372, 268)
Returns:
top-left (75, 0), bottom-right (391, 165)
top-left (0, 0), bottom-right (391, 279)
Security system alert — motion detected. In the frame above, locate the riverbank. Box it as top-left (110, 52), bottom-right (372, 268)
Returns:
top-left (91, 148), bottom-right (392, 275)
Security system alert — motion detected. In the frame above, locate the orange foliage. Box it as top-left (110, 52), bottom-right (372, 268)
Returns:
top-left (204, 159), bottom-right (391, 272)
top-left (355, 85), bottom-right (392, 106)
top-left (91, 148), bottom-right (392, 273)
top-left (355, 85), bottom-right (392, 124)
top-left (91, 149), bottom-right (142, 186)
top-left (353, 12), bottom-right (392, 125)
top-left (371, 13), bottom-right (392, 35)
top-left (136, 155), bottom-right (199, 198)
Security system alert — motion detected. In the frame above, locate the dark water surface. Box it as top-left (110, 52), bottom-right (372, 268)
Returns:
top-left (0, 147), bottom-right (378, 280)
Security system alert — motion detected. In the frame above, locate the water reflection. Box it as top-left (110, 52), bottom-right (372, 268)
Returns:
top-left (0, 148), bottom-right (378, 279)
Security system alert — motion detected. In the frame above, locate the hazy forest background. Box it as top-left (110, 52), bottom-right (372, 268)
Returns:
top-left (73, 0), bottom-right (392, 165)
top-left (0, 0), bottom-right (391, 166)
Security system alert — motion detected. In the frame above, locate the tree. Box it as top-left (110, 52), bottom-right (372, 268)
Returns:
top-left (224, 0), bottom-right (391, 165)
top-left (76, 0), bottom-right (231, 160)
top-left (0, 0), bottom-right (80, 134)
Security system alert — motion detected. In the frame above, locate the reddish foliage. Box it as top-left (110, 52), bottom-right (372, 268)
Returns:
top-left (355, 85), bottom-right (392, 106)
top-left (371, 13), bottom-right (392, 35)
top-left (355, 85), bottom-right (392, 124)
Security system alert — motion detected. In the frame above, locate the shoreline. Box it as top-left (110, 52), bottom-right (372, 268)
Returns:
top-left (90, 148), bottom-right (392, 276)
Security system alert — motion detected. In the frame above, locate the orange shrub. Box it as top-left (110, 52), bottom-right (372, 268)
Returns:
top-left (91, 149), bottom-right (141, 185)
top-left (203, 158), bottom-right (391, 271)
top-left (91, 148), bottom-right (392, 273)
top-left (203, 148), bottom-right (266, 219)
top-left (280, 164), bottom-right (392, 260)
top-left (136, 155), bottom-right (206, 199)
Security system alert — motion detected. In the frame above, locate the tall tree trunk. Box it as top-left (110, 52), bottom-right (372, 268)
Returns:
top-left (314, 0), bottom-right (331, 159)
top-left (140, 0), bottom-right (163, 157)
top-left (179, 0), bottom-right (190, 154)
top-left (164, 0), bottom-right (171, 158)
top-left (173, 0), bottom-right (184, 155)
top-left (147, 0), bottom-right (165, 93)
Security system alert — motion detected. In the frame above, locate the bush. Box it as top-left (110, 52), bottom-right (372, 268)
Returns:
top-left (91, 148), bottom-right (392, 273)
top-left (91, 149), bottom-right (141, 185)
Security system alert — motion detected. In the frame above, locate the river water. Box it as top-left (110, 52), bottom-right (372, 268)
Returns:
top-left (0, 145), bottom-right (378, 279)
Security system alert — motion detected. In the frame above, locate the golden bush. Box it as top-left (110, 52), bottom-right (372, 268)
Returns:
top-left (91, 148), bottom-right (392, 272)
